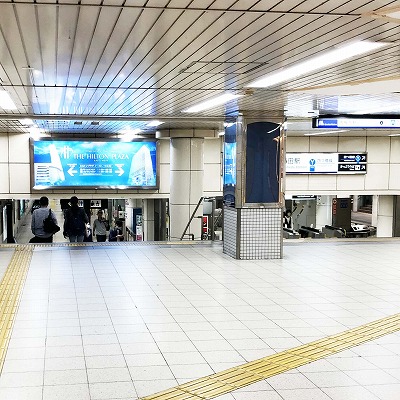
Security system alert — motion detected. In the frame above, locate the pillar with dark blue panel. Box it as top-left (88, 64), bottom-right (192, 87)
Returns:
top-left (223, 115), bottom-right (284, 259)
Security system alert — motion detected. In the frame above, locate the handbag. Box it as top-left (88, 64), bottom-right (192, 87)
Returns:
top-left (43, 209), bottom-right (61, 234)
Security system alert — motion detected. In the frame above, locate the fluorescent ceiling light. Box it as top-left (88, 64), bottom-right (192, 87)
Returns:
top-left (389, 134), bottom-right (400, 137)
top-left (183, 93), bottom-right (243, 113)
top-left (147, 120), bottom-right (164, 127)
top-left (0, 90), bottom-right (17, 110)
top-left (248, 41), bottom-right (388, 88)
top-left (304, 130), bottom-right (349, 136)
top-left (19, 118), bottom-right (34, 126)
top-left (119, 128), bottom-right (142, 141)
top-left (28, 126), bottom-right (45, 140)
top-left (218, 131), bottom-right (225, 136)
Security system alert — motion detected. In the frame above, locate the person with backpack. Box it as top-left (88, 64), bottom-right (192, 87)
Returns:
top-left (30, 196), bottom-right (58, 243)
top-left (63, 196), bottom-right (89, 242)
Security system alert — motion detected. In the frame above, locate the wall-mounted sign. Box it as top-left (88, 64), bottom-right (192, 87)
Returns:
top-left (286, 153), bottom-right (367, 174)
top-left (31, 139), bottom-right (157, 189)
top-left (313, 117), bottom-right (400, 129)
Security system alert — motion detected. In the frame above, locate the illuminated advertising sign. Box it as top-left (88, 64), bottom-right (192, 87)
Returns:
top-left (286, 153), bottom-right (367, 174)
top-left (31, 139), bottom-right (157, 189)
top-left (223, 142), bottom-right (236, 185)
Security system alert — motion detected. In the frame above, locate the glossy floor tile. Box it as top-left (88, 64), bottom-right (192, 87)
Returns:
top-left (0, 240), bottom-right (400, 399)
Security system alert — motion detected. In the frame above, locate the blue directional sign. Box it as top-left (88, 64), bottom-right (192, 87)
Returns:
top-left (32, 140), bottom-right (157, 189)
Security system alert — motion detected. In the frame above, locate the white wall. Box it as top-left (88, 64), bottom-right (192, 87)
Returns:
top-left (286, 135), bottom-right (400, 196)
top-left (0, 134), bottom-right (223, 199)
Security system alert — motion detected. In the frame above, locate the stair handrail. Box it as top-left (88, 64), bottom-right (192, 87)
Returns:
top-left (180, 197), bottom-right (204, 240)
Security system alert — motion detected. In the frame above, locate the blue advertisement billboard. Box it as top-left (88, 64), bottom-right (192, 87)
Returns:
top-left (32, 140), bottom-right (157, 189)
top-left (223, 142), bottom-right (236, 186)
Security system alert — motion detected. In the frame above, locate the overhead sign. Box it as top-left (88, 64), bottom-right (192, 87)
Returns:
top-left (286, 153), bottom-right (367, 174)
top-left (313, 117), bottom-right (400, 129)
top-left (32, 139), bottom-right (157, 189)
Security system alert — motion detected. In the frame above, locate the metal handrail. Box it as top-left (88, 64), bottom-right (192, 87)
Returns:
top-left (180, 197), bottom-right (204, 240)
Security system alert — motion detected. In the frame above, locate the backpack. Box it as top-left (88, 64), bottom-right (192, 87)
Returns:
top-left (67, 208), bottom-right (85, 235)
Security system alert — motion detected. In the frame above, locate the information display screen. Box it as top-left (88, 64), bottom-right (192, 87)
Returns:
top-left (31, 139), bottom-right (157, 189)
top-left (286, 153), bottom-right (367, 174)
top-left (223, 142), bottom-right (236, 185)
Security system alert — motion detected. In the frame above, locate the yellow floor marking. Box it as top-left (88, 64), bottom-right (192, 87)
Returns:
top-left (141, 312), bottom-right (400, 400)
top-left (0, 245), bottom-right (33, 372)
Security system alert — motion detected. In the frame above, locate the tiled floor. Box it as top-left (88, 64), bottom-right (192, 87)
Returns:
top-left (0, 239), bottom-right (400, 399)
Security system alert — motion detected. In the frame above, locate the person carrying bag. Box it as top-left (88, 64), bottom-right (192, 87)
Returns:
top-left (30, 196), bottom-right (59, 243)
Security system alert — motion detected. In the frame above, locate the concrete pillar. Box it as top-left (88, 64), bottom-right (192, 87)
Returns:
top-left (142, 199), bottom-right (155, 241)
top-left (376, 195), bottom-right (394, 237)
top-left (170, 138), bottom-right (204, 240)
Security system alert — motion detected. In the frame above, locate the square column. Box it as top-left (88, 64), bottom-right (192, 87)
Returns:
top-left (223, 115), bottom-right (284, 260)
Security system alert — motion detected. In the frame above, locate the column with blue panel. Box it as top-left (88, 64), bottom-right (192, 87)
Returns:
top-left (223, 115), bottom-right (284, 259)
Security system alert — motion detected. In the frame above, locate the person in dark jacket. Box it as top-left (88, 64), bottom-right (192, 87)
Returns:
top-left (30, 196), bottom-right (58, 243)
top-left (63, 196), bottom-right (89, 242)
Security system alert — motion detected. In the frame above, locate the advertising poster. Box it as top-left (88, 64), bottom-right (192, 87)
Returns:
top-left (32, 140), bottom-right (157, 189)
top-left (223, 142), bottom-right (236, 185)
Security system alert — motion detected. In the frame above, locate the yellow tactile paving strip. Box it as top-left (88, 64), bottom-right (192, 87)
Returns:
top-left (141, 313), bottom-right (400, 400)
top-left (0, 245), bottom-right (33, 372)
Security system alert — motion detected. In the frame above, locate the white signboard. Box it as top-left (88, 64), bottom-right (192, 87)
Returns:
top-left (286, 153), bottom-right (367, 174)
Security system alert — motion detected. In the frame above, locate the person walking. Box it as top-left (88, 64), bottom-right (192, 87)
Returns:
top-left (63, 196), bottom-right (89, 242)
top-left (93, 210), bottom-right (108, 242)
top-left (30, 196), bottom-right (58, 243)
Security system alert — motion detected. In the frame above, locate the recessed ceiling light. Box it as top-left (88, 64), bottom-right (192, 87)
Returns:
top-left (19, 118), bottom-right (34, 126)
top-left (247, 41), bottom-right (389, 88)
top-left (119, 128), bottom-right (142, 141)
top-left (147, 120), bottom-right (164, 127)
top-left (0, 90), bottom-right (17, 110)
top-left (183, 93), bottom-right (243, 113)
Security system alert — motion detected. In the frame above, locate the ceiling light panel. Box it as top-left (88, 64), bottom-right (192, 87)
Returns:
top-left (247, 41), bottom-right (389, 88)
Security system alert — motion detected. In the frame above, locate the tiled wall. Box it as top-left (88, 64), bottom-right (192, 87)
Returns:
top-left (223, 207), bottom-right (282, 260)
top-left (239, 208), bottom-right (282, 260)
top-left (223, 207), bottom-right (237, 258)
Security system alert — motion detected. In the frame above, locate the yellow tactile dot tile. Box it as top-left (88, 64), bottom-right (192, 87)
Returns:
top-left (0, 245), bottom-right (33, 372)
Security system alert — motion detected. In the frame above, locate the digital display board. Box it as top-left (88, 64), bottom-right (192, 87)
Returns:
top-left (31, 139), bottom-right (157, 189)
top-left (223, 124), bottom-right (237, 207)
top-left (286, 153), bottom-right (367, 174)
top-left (223, 142), bottom-right (236, 185)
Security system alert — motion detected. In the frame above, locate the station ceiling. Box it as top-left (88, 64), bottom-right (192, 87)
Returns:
top-left (1, 0), bottom-right (400, 136)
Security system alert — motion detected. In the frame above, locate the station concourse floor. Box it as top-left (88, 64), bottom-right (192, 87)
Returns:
top-left (0, 237), bottom-right (400, 400)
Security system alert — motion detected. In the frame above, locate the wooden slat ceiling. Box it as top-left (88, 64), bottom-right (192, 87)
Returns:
top-left (0, 0), bottom-right (400, 134)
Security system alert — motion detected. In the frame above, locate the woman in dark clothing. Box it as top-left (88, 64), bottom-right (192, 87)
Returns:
top-left (63, 196), bottom-right (89, 242)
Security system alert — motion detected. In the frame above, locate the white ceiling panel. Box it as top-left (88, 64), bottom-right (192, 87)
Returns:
top-left (0, 0), bottom-right (400, 135)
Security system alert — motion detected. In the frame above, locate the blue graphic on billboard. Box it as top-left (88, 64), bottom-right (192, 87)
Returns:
top-left (223, 142), bottom-right (236, 185)
top-left (32, 140), bottom-right (157, 189)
